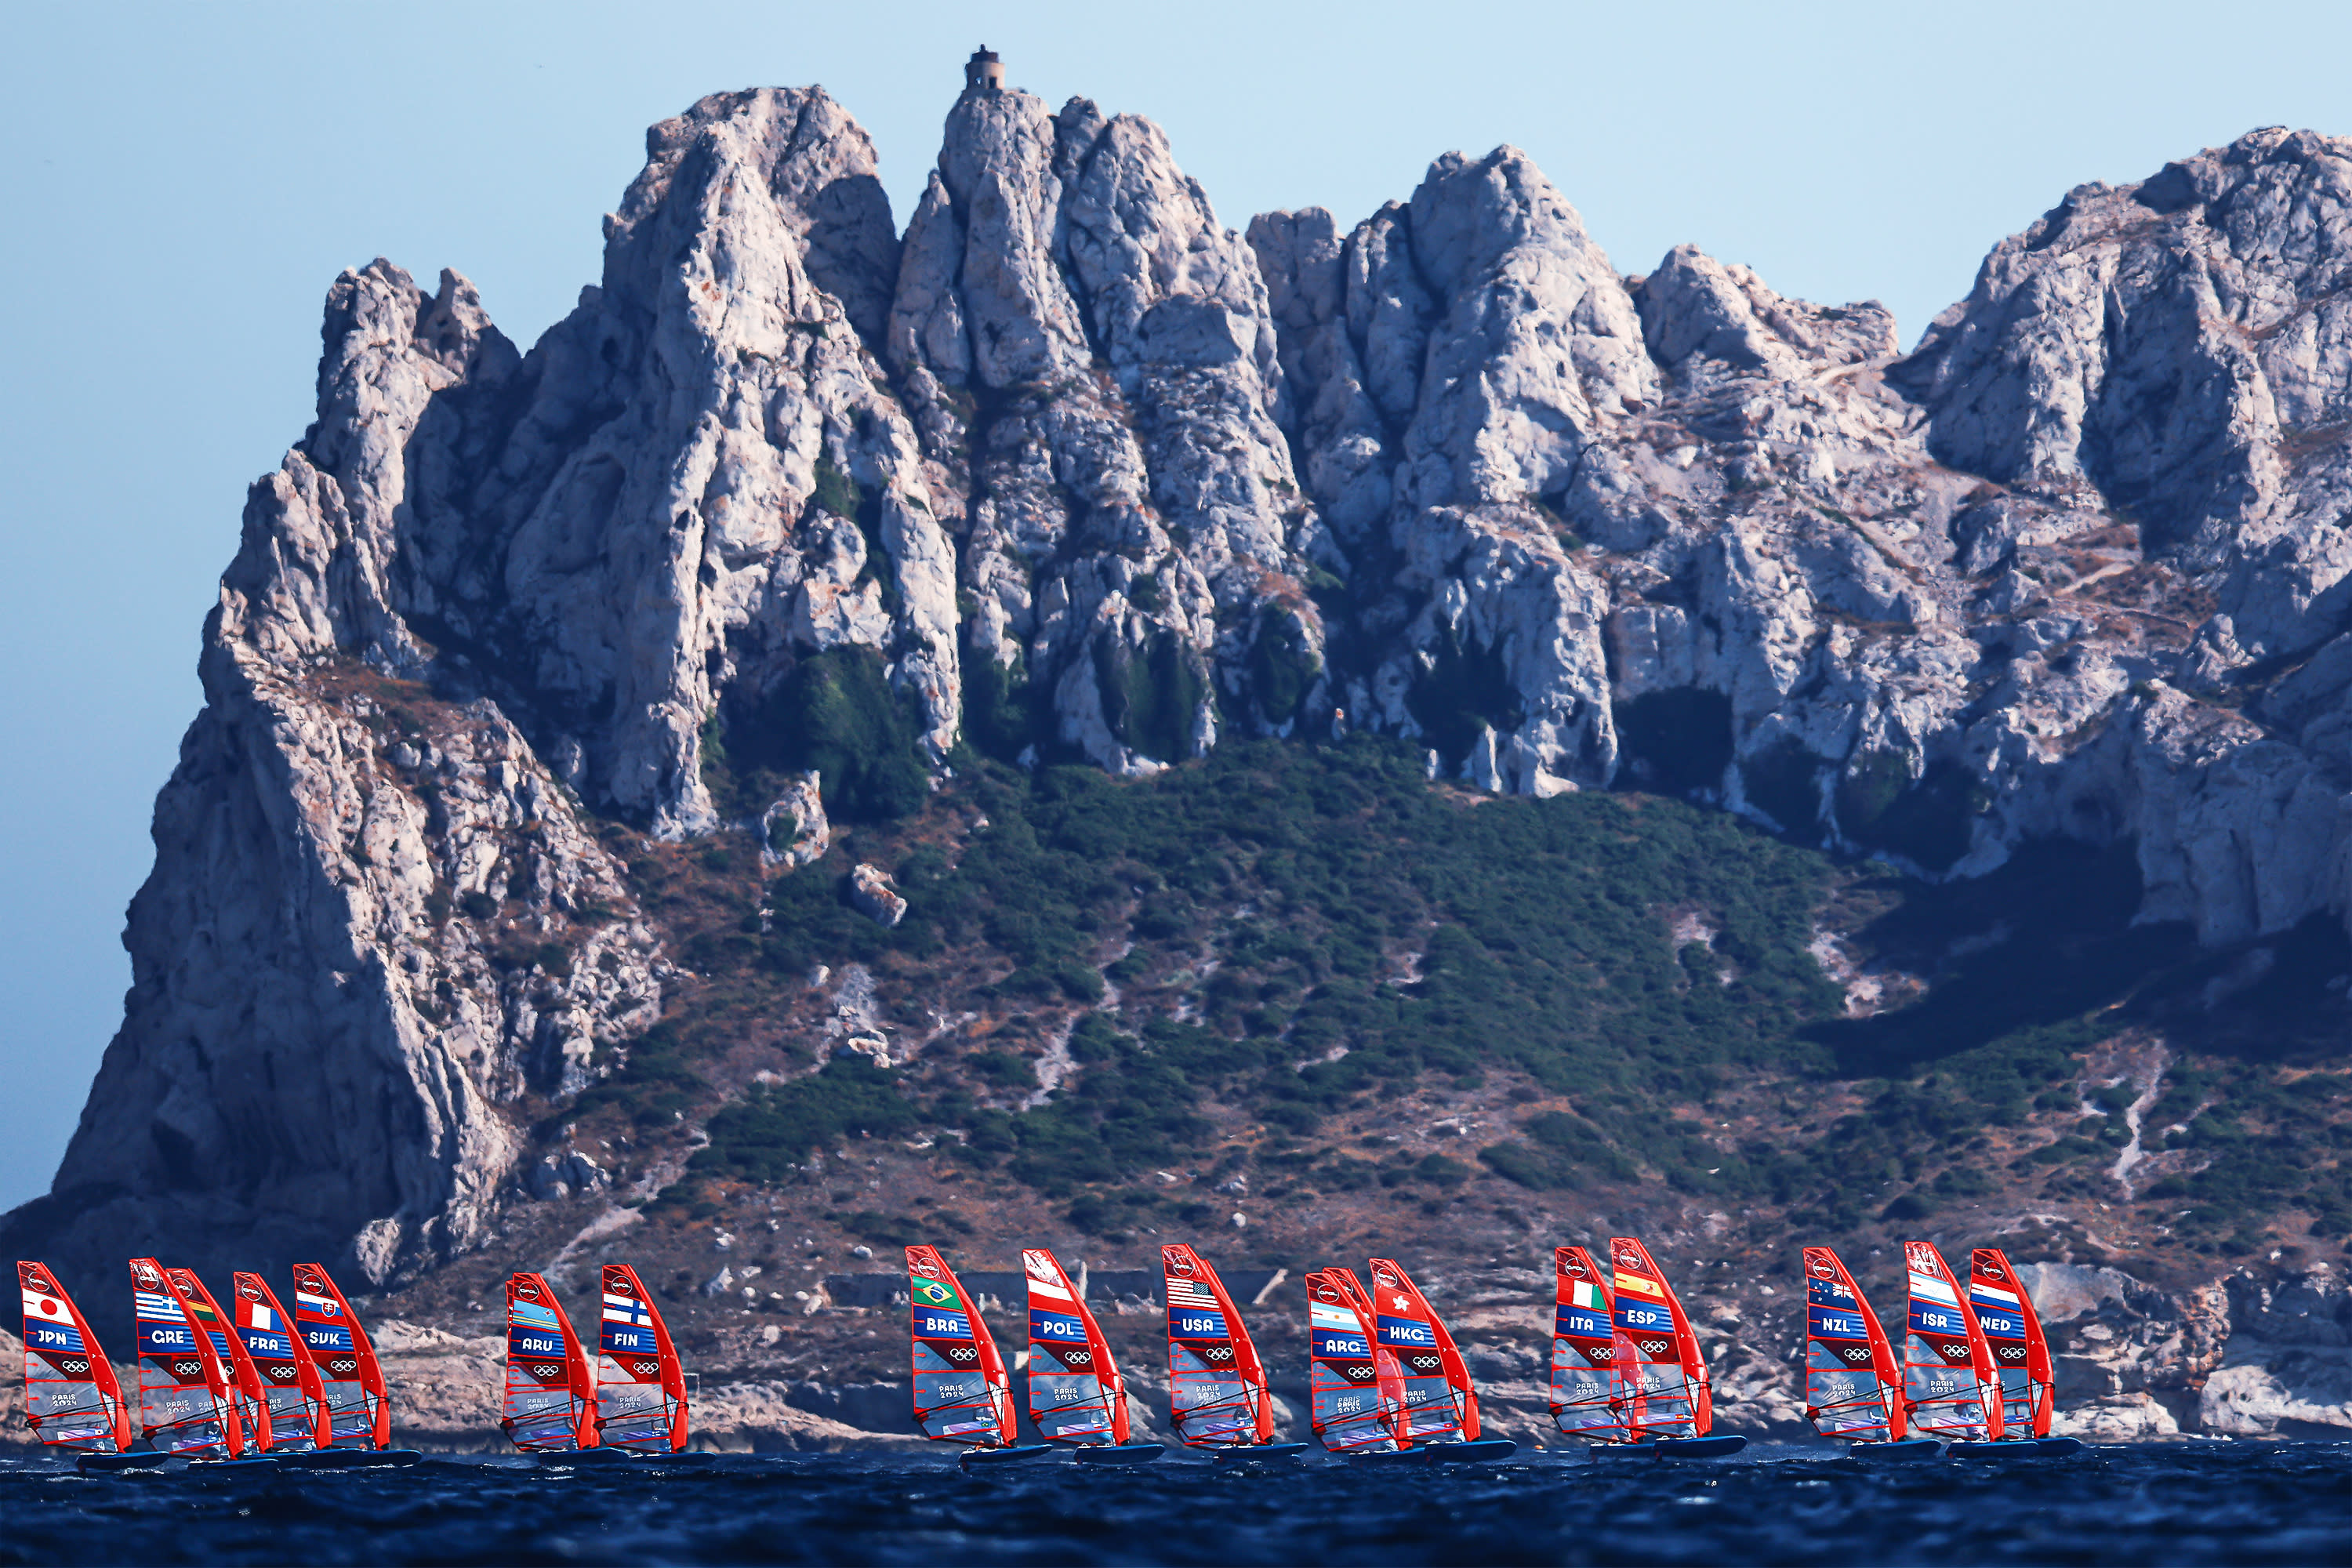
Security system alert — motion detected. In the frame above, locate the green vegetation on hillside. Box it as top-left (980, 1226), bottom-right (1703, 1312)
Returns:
top-left (604, 733), bottom-right (2349, 1252)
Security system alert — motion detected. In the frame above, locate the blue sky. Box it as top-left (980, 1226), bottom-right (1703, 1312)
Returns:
top-left (0, 0), bottom-right (2345, 1212)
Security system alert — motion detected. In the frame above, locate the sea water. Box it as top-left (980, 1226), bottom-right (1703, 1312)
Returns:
top-left (2, 1443), bottom-right (2347, 1564)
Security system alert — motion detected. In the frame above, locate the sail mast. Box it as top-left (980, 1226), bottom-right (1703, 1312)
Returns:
top-left (1802, 1245), bottom-right (1905, 1443)
top-left (906, 1245), bottom-right (1015, 1447)
top-left (130, 1256), bottom-right (240, 1457)
top-left (1162, 1243), bottom-right (1272, 1447)
top-left (1549, 1246), bottom-right (1630, 1443)
top-left (593, 1264), bottom-right (688, 1452)
top-left (292, 1262), bottom-right (391, 1449)
top-left (230, 1272), bottom-right (328, 1451)
top-left (1022, 1248), bottom-right (1128, 1446)
top-left (502, 1272), bottom-right (599, 1450)
top-left (17, 1262), bottom-right (131, 1454)
top-left (1969, 1248), bottom-right (2053, 1439)
top-left (1900, 1241), bottom-right (2002, 1442)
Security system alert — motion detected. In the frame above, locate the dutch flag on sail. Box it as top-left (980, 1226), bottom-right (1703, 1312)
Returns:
top-left (602, 1292), bottom-right (652, 1327)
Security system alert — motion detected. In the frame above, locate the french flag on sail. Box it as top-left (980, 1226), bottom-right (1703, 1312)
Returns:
top-left (242, 1301), bottom-right (279, 1333)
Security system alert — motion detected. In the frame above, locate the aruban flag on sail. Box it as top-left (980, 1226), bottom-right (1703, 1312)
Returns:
top-left (510, 1299), bottom-right (562, 1333)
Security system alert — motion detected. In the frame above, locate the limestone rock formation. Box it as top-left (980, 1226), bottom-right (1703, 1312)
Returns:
top-left (10, 61), bottom-right (2352, 1301)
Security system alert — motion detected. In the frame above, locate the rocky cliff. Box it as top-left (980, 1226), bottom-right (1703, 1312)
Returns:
top-left (7, 69), bottom-right (2350, 1436)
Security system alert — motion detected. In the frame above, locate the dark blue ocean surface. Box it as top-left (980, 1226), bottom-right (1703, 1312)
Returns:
top-left (1, 1443), bottom-right (2347, 1565)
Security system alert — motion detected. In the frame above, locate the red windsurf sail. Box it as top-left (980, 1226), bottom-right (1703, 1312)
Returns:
top-left (1549, 1245), bottom-right (1630, 1443)
top-left (502, 1272), bottom-right (597, 1450)
top-left (230, 1272), bottom-right (328, 1452)
top-left (17, 1262), bottom-right (129, 1453)
top-left (1022, 1248), bottom-right (1128, 1446)
top-left (167, 1269), bottom-right (273, 1453)
top-left (130, 1256), bottom-right (241, 1457)
top-left (1609, 1237), bottom-right (1709, 1440)
top-left (292, 1262), bottom-right (390, 1449)
top-left (1900, 1240), bottom-right (2002, 1441)
top-left (1162, 1243), bottom-right (1274, 1448)
top-left (596, 1264), bottom-right (688, 1452)
top-left (906, 1245), bottom-right (1016, 1447)
top-left (1305, 1267), bottom-right (1405, 1454)
top-left (1969, 1248), bottom-right (2053, 1439)
top-left (1803, 1245), bottom-right (1905, 1443)
top-left (1367, 1257), bottom-right (1480, 1443)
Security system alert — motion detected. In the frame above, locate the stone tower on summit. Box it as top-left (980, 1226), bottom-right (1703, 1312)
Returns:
top-left (964, 45), bottom-right (1004, 93)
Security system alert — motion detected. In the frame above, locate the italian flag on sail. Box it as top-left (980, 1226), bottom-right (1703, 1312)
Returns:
top-left (1568, 1280), bottom-right (1606, 1311)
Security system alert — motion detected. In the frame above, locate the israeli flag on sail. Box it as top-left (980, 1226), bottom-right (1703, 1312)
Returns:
top-left (1909, 1269), bottom-right (1962, 1307)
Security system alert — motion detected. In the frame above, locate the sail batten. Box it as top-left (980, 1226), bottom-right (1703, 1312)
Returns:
top-left (502, 1272), bottom-right (598, 1450)
top-left (18, 1262), bottom-right (130, 1454)
top-left (1024, 1248), bottom-right (1128, 1446)
top-left (1804, 1245), bottom-right (1906, 1443)
top-left (1969, 1247), bottom-right (2053, 1439)
top-left (1305, 1268), bottom-right (1405, 1454)
top-left (1900, 1240), bottom-right (2003, 1442)
top-left (907, 1246), bottom-right (1016, 1447)
top-left (292, 1262), bottom-right (391, 1449)
top-left (596, 1263), bottom-right (688, 1452)
top-left (1163, 1243), bottom-right (1273, 1448)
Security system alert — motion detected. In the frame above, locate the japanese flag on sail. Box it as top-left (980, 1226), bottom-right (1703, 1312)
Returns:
top-left (20, 1284), bottom-right (82, 1348)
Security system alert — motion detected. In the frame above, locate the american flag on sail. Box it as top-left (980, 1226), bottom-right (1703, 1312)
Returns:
top-left (1165, 1276), bottom-right (1218, 1309)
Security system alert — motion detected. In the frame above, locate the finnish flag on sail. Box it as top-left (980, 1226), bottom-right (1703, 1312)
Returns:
top-left (603, 1292), bottom-right (653, 1327)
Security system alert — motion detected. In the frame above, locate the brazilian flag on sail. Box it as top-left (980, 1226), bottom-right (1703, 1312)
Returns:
top-left (909, 1278), bottom-right (962, 1311)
